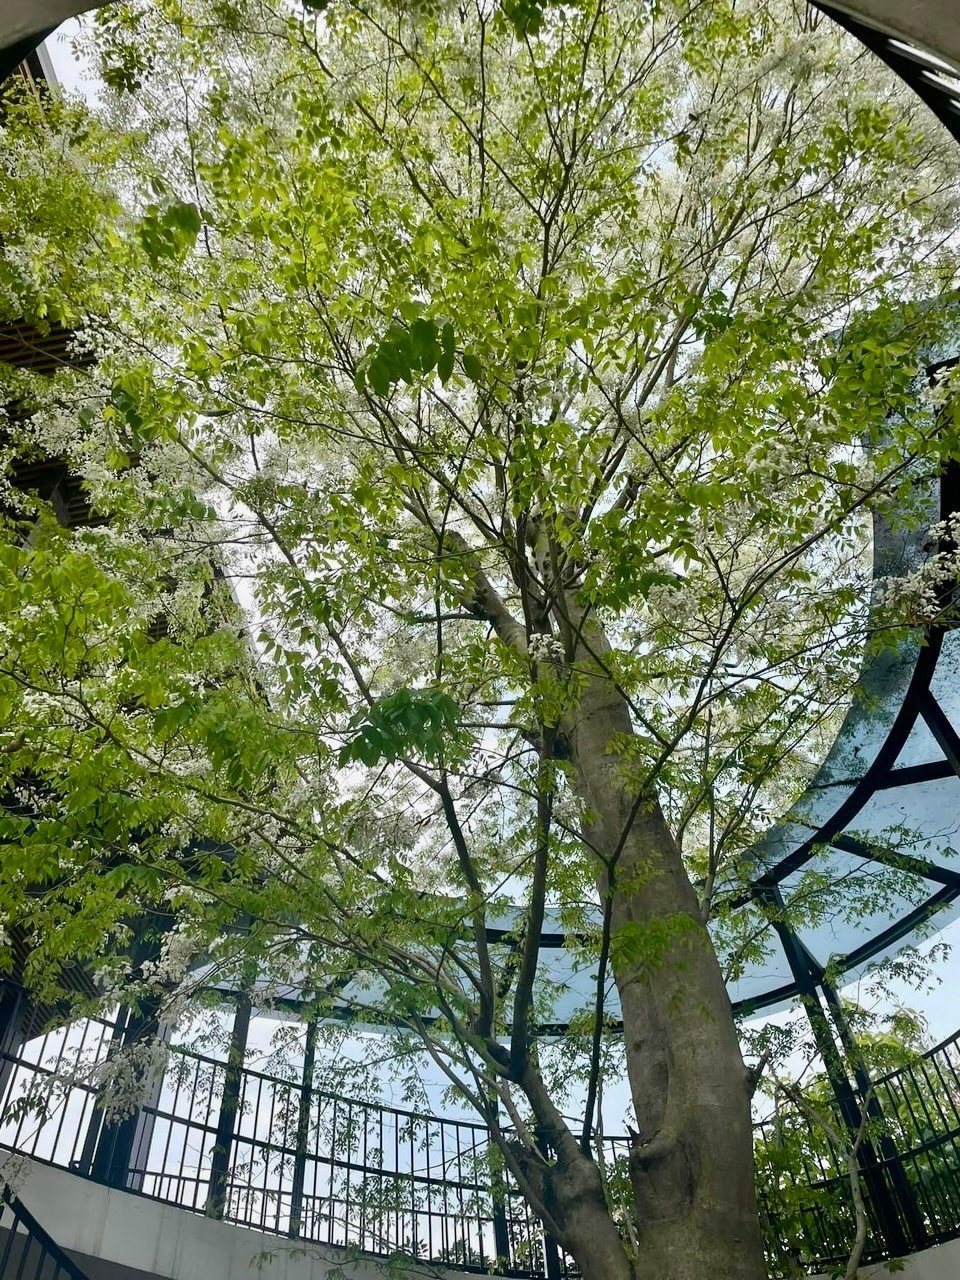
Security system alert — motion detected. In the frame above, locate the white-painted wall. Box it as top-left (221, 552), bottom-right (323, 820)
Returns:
top-left (808, 1234), bottom-right (960, 1280)
top-left (1, 1155), bottom-right (474, 1280)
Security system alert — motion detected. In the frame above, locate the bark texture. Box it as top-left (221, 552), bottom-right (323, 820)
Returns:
top-left (559, 621), bottom-right (768, 1280)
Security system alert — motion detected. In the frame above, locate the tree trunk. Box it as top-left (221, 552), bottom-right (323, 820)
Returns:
top-left (562, 624), bottom-right (768, 1280)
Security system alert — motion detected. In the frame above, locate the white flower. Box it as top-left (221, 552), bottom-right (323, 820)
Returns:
top-left (527, 632), bottom-right (565, 662)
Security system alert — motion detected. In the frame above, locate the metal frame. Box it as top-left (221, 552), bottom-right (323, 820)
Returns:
top-left (813, 3), bottom-right (960, 142)
top-left (3, 993), bottom-right (960, 1275)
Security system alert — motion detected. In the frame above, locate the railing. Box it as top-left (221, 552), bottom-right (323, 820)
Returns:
top-left (0, 1187), bottom-right (91, 1279)
top-left (755, 1029), bottom-right (960, 1272)
top-left (2, 1013), bottom-right (960, 1276)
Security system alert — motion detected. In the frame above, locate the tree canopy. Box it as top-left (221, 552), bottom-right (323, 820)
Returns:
top-left (2, 2), bottom-right (960, 1276)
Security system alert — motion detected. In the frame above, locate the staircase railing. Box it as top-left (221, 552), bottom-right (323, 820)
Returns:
top-left (3, 1013), bottom-right (960, 1277)
top-left (0, 1186), bottom-right (90, 1279)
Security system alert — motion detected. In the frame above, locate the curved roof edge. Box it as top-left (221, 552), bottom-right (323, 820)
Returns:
top-left (818, 1), bottom-right (960, 74)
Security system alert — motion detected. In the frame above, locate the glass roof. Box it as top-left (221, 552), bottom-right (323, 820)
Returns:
top-left (225, 438), bottom-right (960, 1032)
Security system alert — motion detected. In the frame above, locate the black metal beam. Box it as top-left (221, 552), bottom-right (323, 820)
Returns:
top-left (919, 690), bottom-right (960, 778)
top-left (206, 994), bottom-right (251, 1220)
top-left (812, 3), bottom-right (960, 142)
top-left (820, 975), bottom-right (929, 1252)
top-left (830, 831), bottom-right (960, 890)
top-left (763, 889), bottom-right (914, 1257)
top-left (879, 759), bottom-right (957, 789)
top-left (289, 1016), bottom-right (318, 1239)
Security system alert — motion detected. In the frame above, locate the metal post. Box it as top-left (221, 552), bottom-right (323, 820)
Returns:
top-left (767, 899), bottom-right (913, 1258)
top-left (820, 976), bottom-right (928, 1251)
top-left (85, 916), bottom-right (173, 1190)
top-left (479, 1094), bottom-right (512, 1267)
top-left (543, 1229), bottom-right (564, 1280)
top-left (491, 1191), bottom-right (511, 1267)
top-left (90, 995), bottom-right (169, 1189)
top-left (206, 994), bottom-right (251, 1220)
top-left (0, 980), bottom-right (25, 1103)
top-left (78, 1005), bottom-right (129, 1181)
top-left (289, 1017), bottom-right (318, 1238)
top-left (534, 1125), bottom-right (564, 1280)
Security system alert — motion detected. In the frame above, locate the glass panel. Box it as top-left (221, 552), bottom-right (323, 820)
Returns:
top-left (929, 629), bottom-right (960, 714)
top-left (893, 714), bottom-right (944, 770)
top-left (780, 844), bottom-right (945, 971)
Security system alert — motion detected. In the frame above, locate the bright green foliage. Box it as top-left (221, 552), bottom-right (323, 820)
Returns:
top-left (1, 0), bottom-right (959, 1268)
top-left (357, 314), bottom-right (458, 394)
top-left (339, 687), bottom-right (463, 765)
top-left (137, 200), bottom-right (203, 268)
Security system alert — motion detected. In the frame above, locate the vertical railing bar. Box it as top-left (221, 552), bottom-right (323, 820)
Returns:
top-left (280, 1079), bottom-right (293, 1233)
top-left (253, 1070), bottom-right (266, 1228)
top-left (440, 1117), bottom-right (450, 1264)
top-left (155, 1057), bottom-right (181, 1200)
top-left (378, 1104), bottom-right (385, 1254)
top-left (330, 1095), bottom-right (340, 1247)
top-left (288, 1019), bottom-right (316, 1240)
top-left (0, 1204), bottom-right (17, 1276)
top-left (12, 1218), bottom-right (33, 1280)
top-left (425, 1115), bottom-right (433, 1261)
top-left (344, 1100), bottom-right (353, 1248)
top-left (363, 1100), bottom-right (371, 1249)
top-left (49, 1020), bottom-right (93, 1167)
top-left (470, 1124), bottom-right (482, 1270)
top-left (205, 996), bottom-right (250, 1220)
top-left (409, 1112), bottom-right (416, 1258)
top-left (197, 1055), bottom-right (215, 1211)
top-left (394, 1108), bottom-right (400, 1254)
top-left (456, 1123), bottom-right (466, 1265)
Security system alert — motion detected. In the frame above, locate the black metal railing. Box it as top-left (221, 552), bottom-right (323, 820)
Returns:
top-left (755, 1030), bottom-right (960, 1272)
top-left (0, 1187), bottom-right (90, 1279)
top-left (2, 1014), bottom-right (960, 1276)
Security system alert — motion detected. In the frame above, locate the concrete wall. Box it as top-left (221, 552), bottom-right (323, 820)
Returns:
top-left (812, 1234), bottom-right (960, 1278)
top-left (1, 1156), bottom-right (473, 1280)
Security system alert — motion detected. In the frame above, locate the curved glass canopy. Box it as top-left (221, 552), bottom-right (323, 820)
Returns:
top-left (237, 401), bottom-right (960, 1034)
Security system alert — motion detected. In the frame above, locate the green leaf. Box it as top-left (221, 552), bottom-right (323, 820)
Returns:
top-left (438, 322), bottom-right (455, 384)
top-left (138, 201), bottom-right (202, 268)
top-left (338, 687), bottom-right (462, 767)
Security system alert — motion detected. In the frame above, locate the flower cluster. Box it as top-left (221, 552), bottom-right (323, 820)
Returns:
top-left (87, 1039), bottom-right (170, 1121)
top-left (527, 631), bottom-right (565, 662)
top-left (877, 516), bottom-right (960, 626)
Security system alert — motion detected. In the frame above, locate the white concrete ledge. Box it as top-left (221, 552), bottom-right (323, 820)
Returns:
top-left (822, 2), bottom-right (960, 73)
top-left (809, 1234), bottom-right (960, 1280)
top-left (1, 1156), bottom-right (474, 1280)
top-left (3, 1154), bottom-right (960, 1280)
top-left (0, 2), bottom-right (112, 52)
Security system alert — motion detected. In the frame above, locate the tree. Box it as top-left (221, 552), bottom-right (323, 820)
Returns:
top-left (1, 2), bottom-right (959, 1278)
